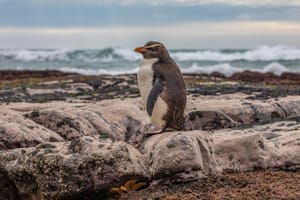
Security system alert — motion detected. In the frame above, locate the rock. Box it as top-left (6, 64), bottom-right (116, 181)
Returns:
top-left (19, 98), bottom-right (148, 142)
top-left (0, 165), bottom-right (20, 200)
top-left (275, 99), bottom-right (300, 117)
top-left (0, 107), bottom-right (64, 150)
top-left (142, 132), bottom-right (219, 182)
top-left (1, 71), bottom-right (300, 199)
top-left (187, 95), bottom-right (300, 128)
top-left (26, 109), bottom-right (99, 140)
top-left (261, 120), bottom-right (300, 171)
top-left (231, 71), bottom-right (300, 86)
top-left (209, 72), bottom-right (226, 78)
top-left (86, 98), bottom-right (148, 141)
top-left (0, 137), bottom-right (147, 199)
top-left (0, 70), bottom-right (77, 81)
top-left (231, 71), bottom-right (275, 83)
top-left (213, 119), bottom-right (300, 172)
top-left (0, 94), bottom-right (300, 199)
top-left (213, 132), bottom-right (285, 172)
top-left (280, 72), bottom-right (300, 81)
top-left (141, 117), bottom-right (300, 180)
top-left (184, 110), bottom-right (239, 131)
top-left (123, 116), bottom-right (145, 146)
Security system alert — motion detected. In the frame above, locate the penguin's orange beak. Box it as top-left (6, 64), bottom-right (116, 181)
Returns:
top-left (134, 46), bottom-right (146, 54)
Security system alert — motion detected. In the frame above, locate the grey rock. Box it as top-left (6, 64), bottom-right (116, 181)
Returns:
top-left (0, 96), bottom-right (300, 199)
top-left (0, 137), bottom-right (147, 199)
top-left (213, 132), bottom-right (285, 172)
top-left (0, 107), bottom-right (64, 150)
top-left (26, 109), bottom-right (98, 140)
top-left (142, 132), bottom-right (219, 182)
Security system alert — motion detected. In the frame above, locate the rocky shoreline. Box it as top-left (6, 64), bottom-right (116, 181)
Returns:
top-left (0, 70), bottom-right (300, 199)
top-left (1, 70), bottom-right (300, 103)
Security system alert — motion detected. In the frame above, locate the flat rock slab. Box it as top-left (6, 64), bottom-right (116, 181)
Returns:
top-left (142, 131), bottom-right (219, 182)
top-left (0, 96), bottom-right (299, 199)
top-left (0, 107), bottom-right (64, 150)
top-left (186, 95), bottom-right (300, 130)
top-left (0, 137), bottom-right (147, 199)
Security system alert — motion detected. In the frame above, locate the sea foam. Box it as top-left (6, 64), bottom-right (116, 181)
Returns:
top-left (171, 45), bottom-right (300, 61)
top-left (59, 62), bottom-right (292, 76)
top-left (0, 49), bottom-right (70, 61)
top-left (1, 45), bottom-right (300, 62)
top-left (183, 63), bottom-right (243, 77)
top-left (183, 62), bottom-right (292, 77)
top-left (60, 67), bottom-right (139, 75)
top-left (0, 47), bottom-right (141, 62)
top-left (0, 45), bottom-right (299, 76)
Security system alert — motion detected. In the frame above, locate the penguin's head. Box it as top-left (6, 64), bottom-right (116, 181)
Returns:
top-left (134, 41), bottom-right (169, 60)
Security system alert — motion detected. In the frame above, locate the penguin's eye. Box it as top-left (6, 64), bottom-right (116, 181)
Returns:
top-left (149, 47), bottom-right (158, 51)
top-left (146, 47), bottom-right (153, 51)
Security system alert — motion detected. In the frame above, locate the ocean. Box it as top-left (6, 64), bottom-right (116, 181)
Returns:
top-left (0, 45), bottom-right (300, 77)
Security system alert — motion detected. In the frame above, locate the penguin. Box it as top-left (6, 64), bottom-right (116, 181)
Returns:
top-left (134, 41), bottom-right (186, 135)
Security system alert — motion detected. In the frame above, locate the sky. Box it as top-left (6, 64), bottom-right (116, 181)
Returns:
top-left (0, 0), bottom-right (299, 49)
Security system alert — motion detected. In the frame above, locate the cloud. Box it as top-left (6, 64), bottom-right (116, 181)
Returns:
top-left (0, 21), bottom-right (300, 48)
top-left (0, 0), bottom-right (299, 49)
top-left (171, 0), bottom-right (300, 6)
top-left (0, 2), bottom-right (299, 28)
top-left (1, 0), bottom-right (300, 6)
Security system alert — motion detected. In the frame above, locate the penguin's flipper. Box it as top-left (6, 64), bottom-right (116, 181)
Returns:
top-left (146, 78), bottom-right (164, 116)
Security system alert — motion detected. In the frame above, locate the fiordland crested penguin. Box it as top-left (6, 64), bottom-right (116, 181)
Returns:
top-left (134, 41), bottom-right (186, 135)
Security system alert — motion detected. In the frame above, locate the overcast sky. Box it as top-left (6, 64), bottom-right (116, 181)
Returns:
top-left (0, 0), bottom-right (299, 49)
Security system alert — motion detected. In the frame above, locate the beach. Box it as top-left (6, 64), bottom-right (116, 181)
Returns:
top-left (0, 70), bottom-right (299, 199)
top-left (1, 0), bottom-right (300, 198)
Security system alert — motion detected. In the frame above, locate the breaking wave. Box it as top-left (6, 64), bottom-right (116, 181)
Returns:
top-left (59, 67), bottom-right (138, 75)
top-left (183, 62), bottom-right (292, 77)
top-left (0, 45), bottom-right (299, 76)
top-left (1, 45), bottom-right (300, 62)
top-left (172, 45), bottom-right (300, 61)
top-left (0, 47), bottom-right (140, 62)
top-left (57, 62), bottom-right (293, 76)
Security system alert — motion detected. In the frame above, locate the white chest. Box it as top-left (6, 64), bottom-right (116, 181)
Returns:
top-left (137, 58), bottom-right (158, 105)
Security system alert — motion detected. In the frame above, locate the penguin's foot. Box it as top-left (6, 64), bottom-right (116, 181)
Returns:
top-left (143, 126), bottom-right (166, 138)
top-left (145, 128), bottom-right (164, 136)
